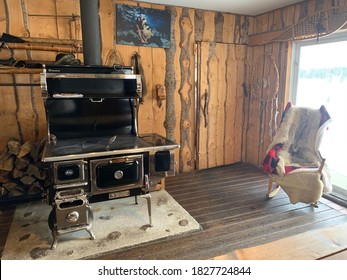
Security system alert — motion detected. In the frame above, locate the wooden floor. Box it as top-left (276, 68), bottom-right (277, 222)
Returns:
top-left (97, 163), bottom-right (347, 259)
top-left (1, 163), bottom-right (347, 259)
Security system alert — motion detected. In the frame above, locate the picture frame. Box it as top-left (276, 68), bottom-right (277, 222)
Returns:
top-left (116, 4), bottom-right (171, 49)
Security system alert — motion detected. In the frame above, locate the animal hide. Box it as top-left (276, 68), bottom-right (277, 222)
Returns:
top-left (263, 103), bottom-right (332, 204)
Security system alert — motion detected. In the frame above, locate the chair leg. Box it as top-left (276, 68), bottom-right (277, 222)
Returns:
top-left (267, 176), bottom-right (281, 198)
top-left (267, 176), bottom-right (273, 195)
top-left (311, 202), bottom-right (318, 208)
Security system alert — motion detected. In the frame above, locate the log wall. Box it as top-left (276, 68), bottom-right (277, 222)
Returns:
top-left (1, 0), bottom-right (346, 173)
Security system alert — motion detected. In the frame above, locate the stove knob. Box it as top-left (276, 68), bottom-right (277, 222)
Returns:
top-left (66, 211), bottom-right (79, 223)
top-left (114, 170), bottom-right (123, 180)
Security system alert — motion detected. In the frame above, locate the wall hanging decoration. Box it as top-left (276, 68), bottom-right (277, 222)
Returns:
top-left (116, 4), bottom-right (171, 48)
top-left (248, 6), bottom-right (347, 45)
top-left (250, 51), bottom-right (280, 141)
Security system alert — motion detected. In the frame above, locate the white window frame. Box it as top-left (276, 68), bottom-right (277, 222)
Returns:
top-left (290, 30), bottom-right (347, 103)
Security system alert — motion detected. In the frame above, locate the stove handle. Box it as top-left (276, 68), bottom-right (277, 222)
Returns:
top-left (89, 98), bottom-right (105, 103)
top-left (53, 93), bottom-right (84, 98)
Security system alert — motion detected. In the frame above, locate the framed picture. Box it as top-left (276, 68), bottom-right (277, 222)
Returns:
top-left (116, 4), bottom-right (171, 48)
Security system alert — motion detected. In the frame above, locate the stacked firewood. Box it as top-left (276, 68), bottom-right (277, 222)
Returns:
top-left (0, 138), bottom-right (47, 202)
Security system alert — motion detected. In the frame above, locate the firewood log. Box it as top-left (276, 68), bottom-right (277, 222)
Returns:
top-left (20, 175), bottom-right (36, 185)
top-left (28, 181), bottom-right (44, 195)
top-left (7, 140), bottom-right (21, 155)
top-left (12, 168), bottom-right (24, 179)
top-left (18, 141), bottom-right (34, 158)
top-left (26, 163), bottom-right (41, 178)
top-left (15, 157), bottom-right (30, 170)
top-left (0, 156), bottom-right (14, 172)
top-left (0, 186), bottom-right (9, 198)
top-left (8, 185), bottom-right (25, 198)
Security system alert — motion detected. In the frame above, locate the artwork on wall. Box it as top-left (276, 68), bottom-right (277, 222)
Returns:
top-left (116, 4), bottom-right (171, 49)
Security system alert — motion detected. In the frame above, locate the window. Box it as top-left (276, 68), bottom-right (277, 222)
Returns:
top-left (290, 31), bottom-right (347, 201)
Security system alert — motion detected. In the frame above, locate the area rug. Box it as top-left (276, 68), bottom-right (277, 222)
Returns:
top-left (213, 222), bottom-right (347, 260)
top-left (1, 190), bottom-right (202, 260)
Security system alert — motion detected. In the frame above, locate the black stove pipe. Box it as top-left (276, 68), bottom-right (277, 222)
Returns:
top-left (79, 0), bottom-right (102, 65)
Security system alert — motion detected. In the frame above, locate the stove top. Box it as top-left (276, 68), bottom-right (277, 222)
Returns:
top-left (41, 133), bottom-right (178, 162)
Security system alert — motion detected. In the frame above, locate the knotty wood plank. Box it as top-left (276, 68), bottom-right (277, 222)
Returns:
top-left (11, 74), bottom-right (37, 143)
top-left (30, 77), bottom-right (47, 140)
top-left (234, 45), bottom-right (246, 162)
top-left (196, 42), bottom-right (209, 169)
top-left (99, 0), bottom-right (115, 62)
top-left (167, 6), bottom-right (181, 170)
top-left (137, 46), bottom-right (154, 134)
top-left (0, 75), bottom-right (21, 148)
top-left (222, 14), bottom-right (235, 43)
top-left (202, 11), bottom-right (215, 42)
top-left (245, 45), bottom-right (265, 165)
top-left (215, 43), bottom-right (226, 166)
top-left (206, 46), bottom-right (218, 168)
top-left (224, 44), bottom-right (236, 164)
top-left (55, 0), bottom-right (80, 39)
top-left (150, 3), bottom-right (168, 138)
top-left (0, 0), bottom-right (7, 33)
top-left (6, 0), bottom-right (27, 37)
top-left (152, 47), bottom-right (166, 135)
top-left (178, 8), bottom-right (194, 172)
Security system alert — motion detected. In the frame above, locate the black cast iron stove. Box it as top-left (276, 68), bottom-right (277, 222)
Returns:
top-left (40, 65), bottom-right (179, 249)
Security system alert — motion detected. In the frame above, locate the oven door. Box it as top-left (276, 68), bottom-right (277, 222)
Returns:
top-left (90, 154), bottom-right (144, 195)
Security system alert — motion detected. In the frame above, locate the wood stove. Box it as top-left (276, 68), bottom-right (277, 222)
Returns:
top-left (40, 65), bottom-right (179, 249)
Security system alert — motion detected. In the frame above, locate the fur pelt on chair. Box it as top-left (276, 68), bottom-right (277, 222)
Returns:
top-left (263, 102), bottom-right (332, 204)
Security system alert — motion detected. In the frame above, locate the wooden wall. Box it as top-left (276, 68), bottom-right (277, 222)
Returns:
top-left (1, 0), bottom-right (346, 173)
top-left (0, 0), bottom-right (82, 156)
top-left (243, 0), bottom-right (347, 167)
top-left (0, 0), bottom-right (251, 173)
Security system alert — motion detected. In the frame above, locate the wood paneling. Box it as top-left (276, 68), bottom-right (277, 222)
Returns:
top-left (1, 0), bottom-right (346, 173)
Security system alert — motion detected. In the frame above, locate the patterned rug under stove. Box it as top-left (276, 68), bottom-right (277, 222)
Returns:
top-left (1, 189), bottom-right (202, 260)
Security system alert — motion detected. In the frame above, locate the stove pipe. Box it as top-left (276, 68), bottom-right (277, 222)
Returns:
top-left (79, 0), bottom-right (102, 65)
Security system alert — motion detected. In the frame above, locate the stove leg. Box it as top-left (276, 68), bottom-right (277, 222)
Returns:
top-left (51, 231), bottom-right (59, 250)
top-left (86, 228), bottom-right (96, 240)
top-left (141, 194), bottom-right (152, 227)
top-left (135, 195), bottom-right (138, 204)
